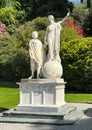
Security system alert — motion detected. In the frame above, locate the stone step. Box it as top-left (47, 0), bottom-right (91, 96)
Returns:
top-left (0, 110), bottom-right (84, 125)
top-left (2, 105), bottom-right (76, 120)
top-left (64, 110), bottom-right (84, 122)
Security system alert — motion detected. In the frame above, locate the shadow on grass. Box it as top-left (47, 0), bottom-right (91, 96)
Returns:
top-left (0, 81), bottom-right (19, 88)
top-left (0, 107), bottom-right (8, 112)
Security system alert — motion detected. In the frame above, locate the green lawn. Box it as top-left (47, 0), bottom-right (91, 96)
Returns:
top-left (65, 93), bottom-right (92, 103)
top-left (0, 82), bottom-right (19, 110)
top-left (0, 82), bottom-right (92, 110)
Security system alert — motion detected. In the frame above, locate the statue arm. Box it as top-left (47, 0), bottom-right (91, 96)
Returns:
top-left (29, 41), bottom-right (33, 59)
top-left (58, 12), bottom-right (70, 24)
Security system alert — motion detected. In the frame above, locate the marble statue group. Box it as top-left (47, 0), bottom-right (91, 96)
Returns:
top-left (2, 12), bottom-right (82, 124)
top-left (29, 12), bottom-right (70, 79)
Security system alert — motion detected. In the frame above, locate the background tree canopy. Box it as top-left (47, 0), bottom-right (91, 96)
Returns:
top-left (17, 0), bottom-right (73, 20)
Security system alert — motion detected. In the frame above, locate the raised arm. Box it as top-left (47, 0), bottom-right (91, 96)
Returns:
top-left (58, 12), bottom-right (70, 24)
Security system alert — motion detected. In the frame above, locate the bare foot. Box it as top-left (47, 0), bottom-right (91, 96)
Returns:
top-left (28, 76), bottom-right (32, 79)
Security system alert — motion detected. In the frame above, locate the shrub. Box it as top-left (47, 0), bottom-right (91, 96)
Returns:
top-left (60, 37), bottom-right (92, 93)
top-left (0, 36), bottom-right (18, 80)
top-left (0, 7), bottom-right (18, 26)
top-left (60, 27), bottom-right (79, 44)
top-left (32, 17), bottom-right (49, 31)
top-left (12, 47), bottom-right (30, 80)
top-left (0, 36), bottom-right (30, 81)
top-left (72, 5), bottom-right (88, 27)
top-left (15, 22), bottom-right (34, 49)
top-left (64, 17), bottom-right (84, 37)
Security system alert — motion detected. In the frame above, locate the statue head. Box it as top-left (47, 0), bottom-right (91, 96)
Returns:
top-left (32, 31), bottom-right (38, 39)
top-left (48, 15), bottom-right (54, 22)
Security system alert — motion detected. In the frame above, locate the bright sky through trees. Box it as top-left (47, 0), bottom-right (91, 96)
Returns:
top-left (68, 0), bottom-right (81, 3)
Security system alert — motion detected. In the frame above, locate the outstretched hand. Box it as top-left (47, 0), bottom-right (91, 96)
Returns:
top-left (67, 12), bottom-right (70, 17)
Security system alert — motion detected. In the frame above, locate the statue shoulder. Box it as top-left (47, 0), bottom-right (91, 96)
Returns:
top-left (29, 39), bottom-right (34, 46)
top-left (37, 39), bottom-right (43, 45)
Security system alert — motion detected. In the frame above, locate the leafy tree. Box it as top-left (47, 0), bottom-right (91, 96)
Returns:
top-left (17, 0), bottom-right (73, 20)
top-left (0, 36), bottom-right (30, 81)
top-left (0, 0), bottom-right (18, 8)
top-left (0, 0), bottom-right (8, 8)
top-left (81, 0), bottom-right (83, 3)
top-left (87, 0), bottom-right (91, 8)
top-left (72, 5), bottom-right (88, 27)
top-left (0, 0), bottom-right (25, 34)
top-left (83, 5), bottom-right (92, 36)
top-left (81, 0), bottom-right (91, 8)
top-left (0, 36), bottom-right (18, 80)
top-left (0, 7), bottom-right (18, 26)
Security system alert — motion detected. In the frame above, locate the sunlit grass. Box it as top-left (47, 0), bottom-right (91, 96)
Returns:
top-left (0, 82), bottom-right (19, 109)
top-left (65, 93), bottom-right (92, 103)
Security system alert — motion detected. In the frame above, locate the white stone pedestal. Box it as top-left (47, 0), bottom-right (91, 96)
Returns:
top-left (16, 78), bottom-right (66, 113)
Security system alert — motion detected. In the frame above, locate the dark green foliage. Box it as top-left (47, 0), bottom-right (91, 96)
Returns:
top-left (15, 22), bottom-right (33, 48)
top-left (15, 17), bottom-right (48, 47)
top-left (17, 0), bottom-right (73, 20)
top-left (0, 36), bottom-right (17, 80)
top-left (12, 48), bottom-right (30, 80)
top-left (87, 0), bottom-right (91, 8)
top-left (32, 17), bottom-right (49, 31)
top-left (60, 37), bottom-right (92, 93)
top-left (6, 24), bottom-right (16, 34)
top-left (72, 5), bottom-right (88, 27)
top-left (81, 0), bottom-right (83, 3)
top-left (0, 0), bottom-right (8, 8)
top-left (0, 36), bottom-right (30, 81)
top-left (83, 6), bottom-right (92, 36)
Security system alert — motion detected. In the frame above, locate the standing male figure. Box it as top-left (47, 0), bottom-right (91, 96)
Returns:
top-left (28, 31), bottom-right (44, 79)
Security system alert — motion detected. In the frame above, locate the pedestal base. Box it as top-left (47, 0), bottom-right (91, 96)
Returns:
top-left (0, 79), bottom-right (85, 125)
top-left (16, 78), bottom-right (66, 113)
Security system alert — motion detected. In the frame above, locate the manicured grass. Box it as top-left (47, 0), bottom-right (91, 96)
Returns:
top-left (65, 93), bottom-right (92, 103)
top-left (0, 82), bottom-right (19, 109)
top-left (0, 82), bottom-right (92, 110)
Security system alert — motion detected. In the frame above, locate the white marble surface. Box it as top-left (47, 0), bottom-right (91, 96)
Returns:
top-left (29, 31), bottom-right (44, 79)
top-left (44, 13), bottom-right (70, 62)
top-left (16, 79), bottom-right (66, 112)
